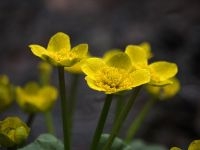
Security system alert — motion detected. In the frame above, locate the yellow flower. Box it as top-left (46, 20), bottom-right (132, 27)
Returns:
top-left (188, 140), bottom-right (200, 150)
top-left (170, 139), bottom-right (200, 150)
top-left (0, 75), bottom-right (14, 112)
top-left (170, 147), bottom-right (182, 150)
top-left (29, 32), bottom-right (88, 67)
top-left (82, 52), bottom-right (150, 94)
top-left (146, 77), bottom-right (180, 100)
top-left (0, 117), bottom-right (30, 147)
top-left (16, 82), bottom-right (58, 113)
top-left (125, 45), bottom-right (178, 86)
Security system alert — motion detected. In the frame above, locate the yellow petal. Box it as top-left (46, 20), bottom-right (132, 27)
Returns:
top-left (103, 49), bottom-right (122, 62)
top-left (125, 45), bottom-right (148, 69)
top-left (47, 32), bottom-right (71, 52)
top-left (106, 52), bottom-right (132, 71)
top-left (149, 79), bottom-right (173, 86)
top-left (85, 76), bottom-right (105, 92)
top-left (82, 58), bottom-right (106, 79)
top-left (129, 69), bottom-right (150, 87)
top-left (29, 45), bottom-right (47, 59)
top-left (139, 42), bottom-right (153, 59)
top-left (149, 61), bottom-right (178, 82)
top-left (71, 44), bottom-right (88, 57)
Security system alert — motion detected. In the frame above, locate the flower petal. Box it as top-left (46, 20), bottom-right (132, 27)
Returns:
top-left (106, 52), bottom-right (132, 71)
top-left (71, 44), bottom-right (88, 57)
top-left (47, 32), bottom-right (71, 52)
top-left (29, 45), bottom-right (47, 59)
top-left (139, 42), bottom-right (153, 59)
top-left (82, 58), bottom-right (106, 79)
top-left (125, 45), bottom-right (148, 69)
top-left (129, 69), bottom-right (150, 87)
top-left (85, 76), bottom-right (104, 92)
top-left (103, 49), bottom-right (122, 62)
top-left (149, 61), bottom-right (178, 82)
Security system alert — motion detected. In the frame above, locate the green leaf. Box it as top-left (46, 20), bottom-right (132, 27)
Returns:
top-left (124, 139), bottom-right (167, 150)
top-left (18, 133), bottom-right (64, 150)
top-left (98, 134), bottom-right (127, 150)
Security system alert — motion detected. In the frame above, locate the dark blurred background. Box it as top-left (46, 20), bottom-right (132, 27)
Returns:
top-left (0, 0), bottom-right (200, 149)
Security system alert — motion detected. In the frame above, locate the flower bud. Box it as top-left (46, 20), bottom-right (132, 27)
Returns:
top-left (0, 117), bottom-right (30, 147)
top-left (0, 75), bottom-right (14, 112)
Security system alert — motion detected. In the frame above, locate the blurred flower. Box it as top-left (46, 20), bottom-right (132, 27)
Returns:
top-left (125, 45), bottom-right (178, 86)
top-left (170, 139), bottom-right (200, 150)
top-left (146, 77), bottom-right (180, 100)
top-left (170, 147), bottom-right (182, 150)
top-left (16, 82), bottom-right (58, 113)
top-left (0, 75), bottom-right (14, 112)
top-left (188, 140), bottom-right (200, 150)
top-left (0, 117), bottom-right (30, 148)
top-left (82, 52), bottom-right (150, 94)
top-left (29, 32), bottom-right (88, 67)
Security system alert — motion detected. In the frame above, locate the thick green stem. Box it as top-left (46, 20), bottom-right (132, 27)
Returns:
top-left (102, 87), bottom-right (141, 150)
top-left (58, 66), bottom-right (70, 150)
top-left (114, 95), bottom-right (125, 124)
top-left (125, 97), bottom-right (156, 143)
top-left (90, 94), bottom-right (113, 150)
top-left (44, 111), bottom-right (55, 135)
top-left (69, 74), bottom-right (80, 130)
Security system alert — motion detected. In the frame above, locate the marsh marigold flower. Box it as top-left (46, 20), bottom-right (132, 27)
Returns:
top-left (0, 75), bottom-right (14, 112)
top-left (82, 52), bottom-right (150, 94)
top-left (0, 117), bottom-right (30, 147)
top-left (29, 32), bottom-right (88, 67)
top-left (125, 45), bottom-right (178, 86)
top-left (170, 139), bottom-right (200, 150)
top-left (16, 82), bottom-right (58, 113)
top-left (146, 77), bottom-right (180, 100)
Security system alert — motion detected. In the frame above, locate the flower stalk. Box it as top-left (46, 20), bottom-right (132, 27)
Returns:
top-left (125, 97), bottom-right (156, 143)
top-left (58, 66), bottom-right (70, 150)
top-left (102, 87), bottom-right (141, 150)
top-left (90, 94), bottom-right (113, 150)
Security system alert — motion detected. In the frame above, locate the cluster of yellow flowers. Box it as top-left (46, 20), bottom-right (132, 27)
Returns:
top-left (0, 32), bottom-right (184, 149)
top-left (171, 140), bottom-right (200, 150)
top-left (29, 32), bottom-right (178, 95)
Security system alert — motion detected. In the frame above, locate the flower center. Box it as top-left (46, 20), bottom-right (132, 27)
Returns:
top-left (95, 67), bottom-right (132, 92)
top-left (48, 49), bottom-right (78, 63)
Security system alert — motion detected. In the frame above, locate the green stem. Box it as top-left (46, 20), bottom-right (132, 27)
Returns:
top-left (125, 97), bottom-right (156, 143)
top-left (102, 87), bottom-right (141, 150)
top-left (58, 66), bottom-right (70, 150)
top-left (44, 111), bottom-right (55, 135)
top-left (90, 94), bottom-right (113, 150)
top-left (114, 95), bottom-right (125, 124)
top-left (69, 74), bottom-right (80, 129)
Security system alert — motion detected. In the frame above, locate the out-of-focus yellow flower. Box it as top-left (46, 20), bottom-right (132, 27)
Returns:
top-left (125, 45), bottom-right (178, 86)
top-left (170, 139), bottom-right (200, 150)
top-left (82, 52), bottom-right (150, 94)
top-left (0, 117), bottom-right (30, 148)
top-left (146, 77), bottom-right (180, 100)
top-left (188, 140), bottom-right (200, 150)
top-left (16, 82), bottom-right (58, 113)
top-left (0, 75), bottom-right (14, 112)
top-left (29, 32), bottom-right (88, 67)
top-left (170, 147), bottom-right (182, 150)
